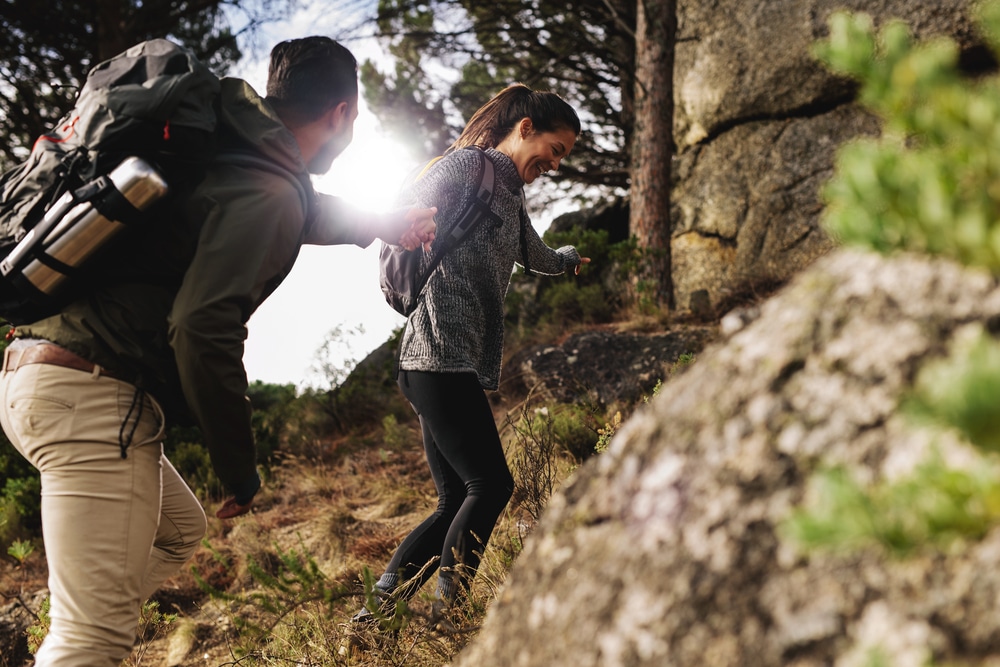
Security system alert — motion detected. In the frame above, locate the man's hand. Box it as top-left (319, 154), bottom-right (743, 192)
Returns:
top-left (216, 496), bottom-right (253, 519)
top-left (397, 206), bottom-right (437, 252)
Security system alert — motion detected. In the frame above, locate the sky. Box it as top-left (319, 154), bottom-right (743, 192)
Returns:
top-left (228, 7), bottom-right (419, 388)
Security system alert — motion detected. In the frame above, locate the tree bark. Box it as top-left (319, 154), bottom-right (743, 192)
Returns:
top-left (629, 0), bottom-right (676, 309)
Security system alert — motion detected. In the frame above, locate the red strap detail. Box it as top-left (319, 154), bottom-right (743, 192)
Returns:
top-left (32, 115), bottom-right (80, 150)
top-left (163, 119), bottom-right (171, 141)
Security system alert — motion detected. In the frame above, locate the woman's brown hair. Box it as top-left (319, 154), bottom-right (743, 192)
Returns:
top-left (447, 83), bottom-right (580, 154)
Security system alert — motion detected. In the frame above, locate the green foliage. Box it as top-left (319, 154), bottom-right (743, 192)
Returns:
top-left (247, 380), bottom-right (300, 461)
top-left (507, 229), bottom-right (634, 336)
top-left (194, 538), bottom-right (350, 636)
top-left (382, 413), bottom-right (408, 450)
top-left (541, 283), bottom-right (611, 323)
top-left (783, 457), bottom-right (1000, 557)
top-left (0, 474), bottom-right (41, 544)
top-left (788, 5), bottom-right (1000, 569)
top-left (165, 437), bottom-right (225, 502)
top-left (25, 596), bottom-right (50, 655)
top-left (592, 360), bottom-right (682, 454)
top-left (816, 5), bottom-right (1000, 269)
top-left (863, 647), bottom-right (893, 667)
top-left (904, 328), bottom-right (1000, 452)
top-left (190, 538), bottom-right (362, 663)
top-left (547, 404), bottom-right (599, 461)
top-left (359, 0), bottom-right (452, 159)
top-left (7, 537), bottom-right (34, 565)
top-left (0, 328), bottom-right (43, 543)
top-left (127, 600), bottom-right (177, 667)
top-left (594, 411), bottom-right (622, 455)
top-left (307, 325), bottom-right (411, 437)
top-left (667, 353), bottom-right (696, 380)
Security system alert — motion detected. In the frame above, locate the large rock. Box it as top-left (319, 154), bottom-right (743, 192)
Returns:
top-left (452, 249), bottom-right (1000, 667)
top-left (674, 0), bottom-right (980, 148)
top-left (502, 327), bottom-right (716, 407)
top-left (671, 105), bottom-right (881, 308)
top-left (670, 0), bottom-right (982, 313)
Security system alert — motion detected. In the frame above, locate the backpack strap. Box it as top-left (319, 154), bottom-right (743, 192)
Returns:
top-left (412, 147), bottom-right (494, 301)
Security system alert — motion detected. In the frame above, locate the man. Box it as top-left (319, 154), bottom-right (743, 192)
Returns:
top-left (0, 36), bottom-right (435, 666)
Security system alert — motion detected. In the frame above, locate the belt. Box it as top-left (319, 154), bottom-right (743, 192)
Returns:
top-left (3, 343), bottom-right (127, 381)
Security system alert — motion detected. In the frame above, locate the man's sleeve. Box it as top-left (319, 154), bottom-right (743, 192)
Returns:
top-left (305, 193), bottom-right (424, 248)
top-left (168, 170), bottom-right (306, 503)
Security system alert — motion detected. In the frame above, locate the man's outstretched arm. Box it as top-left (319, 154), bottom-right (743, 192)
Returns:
top-left (307, 194), bottom-right (436, 250)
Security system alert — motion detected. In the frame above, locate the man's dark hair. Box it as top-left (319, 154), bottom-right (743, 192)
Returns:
top-left (265, 36), bottom-right (358, 128)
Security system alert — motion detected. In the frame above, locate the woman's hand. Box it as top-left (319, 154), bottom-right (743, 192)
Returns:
top-left (575, 257), bottom-right (591, 275)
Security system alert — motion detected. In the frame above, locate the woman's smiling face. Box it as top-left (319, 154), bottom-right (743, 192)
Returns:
top-left (501, 119), bottom-right (577, 184)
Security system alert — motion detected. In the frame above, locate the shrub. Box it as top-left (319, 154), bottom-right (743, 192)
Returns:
top-left (0, 475), bottom-right (40, 544)
top-left (817, 3), bottom-right (1000, 268)
top-left (786, 2), bottom-right (1000, 566)
top-left (506, 228), bottom-right (635, 335)
top-left (166, 437), bottom-right (225, 502)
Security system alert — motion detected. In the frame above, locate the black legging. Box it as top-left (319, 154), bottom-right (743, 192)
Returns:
top-left (380, 370), bottom-right (514, 601)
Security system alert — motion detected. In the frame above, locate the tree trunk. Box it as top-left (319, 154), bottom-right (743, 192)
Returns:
top-left (95, 0), bottom-right (128, 61)
top-left (629, 0), bottom-right (676, 310)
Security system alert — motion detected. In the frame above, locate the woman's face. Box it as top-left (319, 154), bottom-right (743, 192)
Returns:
top-left (503, 119), bottom-right (577, 185)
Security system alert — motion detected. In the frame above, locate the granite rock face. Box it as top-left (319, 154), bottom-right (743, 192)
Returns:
top-left (669, 0), bottom-right (981, 313)
top-left (453, 249), bottom-right (1000, 667)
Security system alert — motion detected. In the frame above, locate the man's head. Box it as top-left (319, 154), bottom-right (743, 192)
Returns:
top-left (266, 36), bottom-right (359, 174)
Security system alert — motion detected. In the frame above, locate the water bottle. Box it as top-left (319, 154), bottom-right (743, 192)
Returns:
top-left (2, 156), bottom-right (169, 296)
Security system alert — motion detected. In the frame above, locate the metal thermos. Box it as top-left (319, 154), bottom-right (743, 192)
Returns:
top-left (1, 156), bottom-right (169, 296)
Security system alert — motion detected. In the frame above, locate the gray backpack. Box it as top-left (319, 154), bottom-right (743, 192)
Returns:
top-left (378, 147), bottom-right (541, 317)
top-left (0, 39), bottom-right (220, 325)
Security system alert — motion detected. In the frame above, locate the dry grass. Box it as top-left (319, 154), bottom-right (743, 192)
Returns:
top-left (48, 396), bottom-right (575, 667)
top-left (1, 319), bottom-right (665, 667)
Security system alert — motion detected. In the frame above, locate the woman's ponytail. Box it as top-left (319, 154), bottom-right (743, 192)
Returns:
top-left (448, 83), bottom-right (579, 154)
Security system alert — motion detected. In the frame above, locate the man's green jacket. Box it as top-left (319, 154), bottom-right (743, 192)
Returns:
top-left (14, 78), bottom-right (403, 504)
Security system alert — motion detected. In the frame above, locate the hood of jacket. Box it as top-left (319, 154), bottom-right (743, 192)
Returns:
top-left (216, 77), bottom-right (307, 175)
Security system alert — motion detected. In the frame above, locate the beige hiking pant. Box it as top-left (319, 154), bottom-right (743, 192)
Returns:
top-left (0, 358), bottom-right (207, 667)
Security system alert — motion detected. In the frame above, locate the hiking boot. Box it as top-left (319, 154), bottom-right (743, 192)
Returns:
top-left (428, 596), bottom-right (456, 633)
top-left (350, 606), bottom-right (380, 626)
top-left (343, 600), bottom-right (400, 656)
top-left (350, 596), bottom-right (407, 632)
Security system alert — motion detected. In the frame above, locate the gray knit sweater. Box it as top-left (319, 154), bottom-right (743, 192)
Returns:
top-left (394, 147), bottom-right (581, 390)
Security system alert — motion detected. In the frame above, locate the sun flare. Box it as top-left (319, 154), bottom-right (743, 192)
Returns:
top-left (312, 100), bottom-right (420, 212)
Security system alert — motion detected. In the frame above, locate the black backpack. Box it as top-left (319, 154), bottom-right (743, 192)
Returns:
top-left (379, 147), bottom-right (506, 317)
top-left (0, 39), bottom-right (316, 327)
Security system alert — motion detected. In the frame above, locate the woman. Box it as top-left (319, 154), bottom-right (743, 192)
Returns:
top-left (358, 83), bottom-right (589, 623)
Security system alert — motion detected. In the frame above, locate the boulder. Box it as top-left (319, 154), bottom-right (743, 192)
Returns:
top-left (501, 326), bottom-right (717, 408)
top-left (452, 249), bottom-right (1000, 667)
top-left (669, 0), bottom-right (982, 313)
top-left (674, 0), bottom-right (980, 149)
top-left (670, 105), bottom-right (881, 308)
